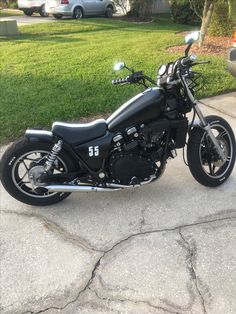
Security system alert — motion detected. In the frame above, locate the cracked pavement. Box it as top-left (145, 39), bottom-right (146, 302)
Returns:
top-left (0, 99), bottom-right (236, 314)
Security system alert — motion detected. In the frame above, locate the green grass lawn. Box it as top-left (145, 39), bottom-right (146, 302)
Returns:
top-left (0, 9), bottom-right (23, 17)
top-left (0, 17), bottom-right (235, 144)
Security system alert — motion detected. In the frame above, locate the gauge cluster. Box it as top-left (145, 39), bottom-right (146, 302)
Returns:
top-left (157, 61), bottom-right (178, 86)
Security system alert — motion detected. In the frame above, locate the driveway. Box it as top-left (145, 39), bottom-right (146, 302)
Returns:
top-left (0, 15), bottom-right (55, 25)
top-left (0, 93), bottom-right (236, 314)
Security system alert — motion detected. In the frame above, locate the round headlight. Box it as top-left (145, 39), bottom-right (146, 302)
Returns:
top-left (158, 64), bottom-right (167, 76)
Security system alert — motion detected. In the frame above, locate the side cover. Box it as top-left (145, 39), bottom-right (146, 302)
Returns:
top-left (107, 88), bottom-right (165, 131)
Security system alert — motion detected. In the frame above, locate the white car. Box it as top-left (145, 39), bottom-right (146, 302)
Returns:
top-left (18, 0), bottom-right (49, 16)
top-left (45, 0), bottom-right (116, 19)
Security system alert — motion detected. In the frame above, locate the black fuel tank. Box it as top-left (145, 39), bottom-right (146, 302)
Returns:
top-left (107, 88), bottom-right (165, 132)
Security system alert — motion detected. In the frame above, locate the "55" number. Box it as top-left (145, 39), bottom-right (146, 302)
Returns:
top-left (88, 146), bottom-right (99, 157)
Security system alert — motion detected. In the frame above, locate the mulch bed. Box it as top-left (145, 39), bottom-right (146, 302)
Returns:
top-left (168, 33), bottom-right (232, 56)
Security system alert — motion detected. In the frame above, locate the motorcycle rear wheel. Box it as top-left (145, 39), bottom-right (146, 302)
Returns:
top-left (0, 138), bottom-right (75, 206)
top-left (187, 115), bottom-right (235, 187)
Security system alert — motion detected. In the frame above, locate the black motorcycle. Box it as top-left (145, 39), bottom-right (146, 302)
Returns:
top-left (1, 32), bottom-right (235, 206)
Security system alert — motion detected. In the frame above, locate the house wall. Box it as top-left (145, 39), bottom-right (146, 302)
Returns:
top-left (115, 0), bottom-right (171, 15)
top-left (152, 0), bottom-right (171, 13)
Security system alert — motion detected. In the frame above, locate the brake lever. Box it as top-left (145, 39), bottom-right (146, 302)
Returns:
top-left (192, 61), bottom-right (211, 66)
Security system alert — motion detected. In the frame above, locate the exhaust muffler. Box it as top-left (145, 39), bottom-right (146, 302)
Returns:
top-left (45, 185), bottom-right (121, 193)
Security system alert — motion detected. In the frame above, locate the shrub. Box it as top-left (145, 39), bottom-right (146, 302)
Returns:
top-left (208, 2), bottom-right (234, 37)
top-left (128, 0), bottom-right (152, 17)
top-left (8, 1), bottom-right (18, 9)
top-left (170, 0), bottom-right (202, 26)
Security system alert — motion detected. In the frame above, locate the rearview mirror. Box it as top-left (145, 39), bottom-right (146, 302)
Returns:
top-left (185, 31), bottom-right (199, 44)
top-left (114, 62), bottom-right (125, 71)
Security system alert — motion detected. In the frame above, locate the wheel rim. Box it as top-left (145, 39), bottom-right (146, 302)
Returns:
top-left (199, 124), bottom-right (234, 179)
top-left (107, 8), bottom-right (112, 17)
top-left (75, 8), bottom-right (82, 19)
top-left (12, 150), bottom-right (68, 198)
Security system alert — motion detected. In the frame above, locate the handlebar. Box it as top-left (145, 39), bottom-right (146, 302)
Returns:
top-left (181, 54), bottom-right (211, 68)
top-left (112, 71), bottom-right (156, 87)
top-left (112, 77), bottom-right (128, 85)
top-left (181, 54), bottom-right (197, 67)
top-left (112, 71), bottom-right (145, 85)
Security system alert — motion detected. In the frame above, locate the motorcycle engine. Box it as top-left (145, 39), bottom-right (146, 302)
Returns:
top-left (109, 152), bottom-right (156, 185)
top-left (109, 125), bottom-right (164, 185)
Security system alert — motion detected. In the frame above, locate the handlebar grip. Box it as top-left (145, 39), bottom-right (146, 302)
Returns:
top-left (181, 54), bottom-right (197, 66)
top-left (112, 78), bottom-right (128, 85)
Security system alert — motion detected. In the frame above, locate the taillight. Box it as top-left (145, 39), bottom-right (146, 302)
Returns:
top-left (61, 0), bottom-right (69, 4)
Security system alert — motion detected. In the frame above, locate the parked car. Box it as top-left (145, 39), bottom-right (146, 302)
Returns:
top-left (45, 0), bottom-right (116, 19)
top-left (18, 0), bottom-right (49, 16)
top-left (227, 29), bottom-right (236, 78)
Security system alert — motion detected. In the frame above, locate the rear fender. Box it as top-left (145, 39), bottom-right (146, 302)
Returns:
top-left (25, 129), bottom-right (80, 169)
top-left (25, 129), bottom-right (54, 143)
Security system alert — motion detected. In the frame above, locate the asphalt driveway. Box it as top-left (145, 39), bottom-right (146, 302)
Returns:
top-left (0, 93), bottom-right (236, 314)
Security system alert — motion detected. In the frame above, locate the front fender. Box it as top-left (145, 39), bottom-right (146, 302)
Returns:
top-left (190, 119), bottom-right (202, 129)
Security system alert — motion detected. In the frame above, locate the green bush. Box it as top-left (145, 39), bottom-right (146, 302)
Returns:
top-left (127, 0), bottom-right (153, 17)
top-left (208, 2), bottom-right (233, 36)
top-left (170, 0), bottom-right (202, 26)
top-left (8, 2), bottom-right (18, 9)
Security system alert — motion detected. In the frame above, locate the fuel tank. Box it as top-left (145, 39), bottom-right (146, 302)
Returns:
top-left (107, 88), bottom-right (165, 131)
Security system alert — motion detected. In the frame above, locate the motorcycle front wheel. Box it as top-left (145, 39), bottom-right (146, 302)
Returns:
top-left (187, 115), bottom-right (235, 187)
top-left (0, 138), bottom-right (76, 206)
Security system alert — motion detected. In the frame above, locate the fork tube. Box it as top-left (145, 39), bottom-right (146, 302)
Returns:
top-left (194, 102), bottom-right (226, 161)
top-left (181, 76), bottom-right (226, 161)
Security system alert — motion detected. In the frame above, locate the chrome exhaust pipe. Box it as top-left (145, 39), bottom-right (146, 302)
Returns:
top-left (45, 175), bottom-right (157, 193)
top-left (45, 185), bottom-right (121, 193)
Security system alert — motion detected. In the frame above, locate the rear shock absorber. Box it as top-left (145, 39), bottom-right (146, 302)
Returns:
top-left (44, 140), bottom-right (63, 172)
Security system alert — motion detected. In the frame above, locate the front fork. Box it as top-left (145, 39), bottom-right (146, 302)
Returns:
top-left (193, 102), bottom-right (226, 161)
top-left (182, 77), bottom-right (226, 162)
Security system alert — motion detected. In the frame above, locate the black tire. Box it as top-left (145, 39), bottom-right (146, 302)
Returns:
top-left (105, 6), bottom-right (113, 18)
top-left (73, 7), bottom-right (83, 19)
top-left (53, 14), bottom-right (62, 19)
top-left (187, 115), bottom-right (236, 187)
top-left (23, 9), bottom-right (33, 16)
top-left (39, 4), bottom-right (49, 17)
top-left (0, 138), bottom-right (76, 206)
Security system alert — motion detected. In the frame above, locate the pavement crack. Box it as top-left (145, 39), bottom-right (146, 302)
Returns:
top-left (0, 209), bottom-right (103, 253)
top-left (178, 229), bottom-right (207, 314)
top-left (89, 287), bottom-right (179, 314)
top-left (139, 208), bottom-right (146, 232)
top-left (16, 214), bottom-right (235, 313)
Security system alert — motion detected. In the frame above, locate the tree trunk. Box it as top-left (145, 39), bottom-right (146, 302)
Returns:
top-left (228, 0), bottom-right (236, 19)
top-left (199, 0), bottom-right (215, 47)
top-left (228, 0), bottom-right (231, 17)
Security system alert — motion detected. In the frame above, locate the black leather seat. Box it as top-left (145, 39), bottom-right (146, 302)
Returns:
top-left (52, 119), bottom-right (107, 145)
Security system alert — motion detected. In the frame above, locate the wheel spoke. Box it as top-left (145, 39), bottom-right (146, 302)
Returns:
top-left (20, 170), bottom-right (28, 181)
top-left (22, 159), bottom-right (29, 171)
top-left (219, 130), bottom-right (227, 138)
top-left (208, 161), bottom-right (214, 175)
top-left (18, 180), bottom-right (30, 188)
top-left (25, 157), bottom-right (35, 161)
top-left (212, 165), bottom-right (216, 173)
